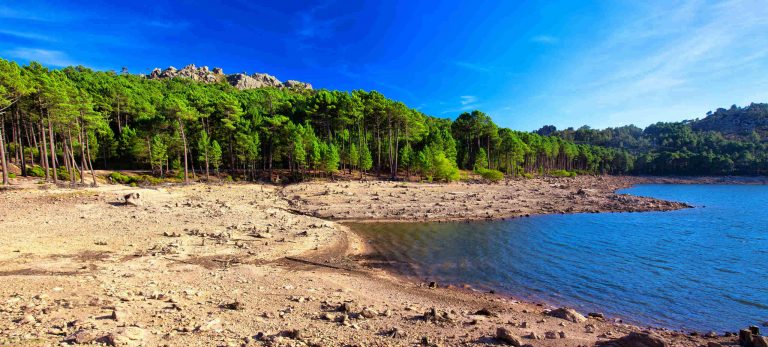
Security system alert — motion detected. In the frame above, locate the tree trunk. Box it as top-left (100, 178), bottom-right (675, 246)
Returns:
top-left (16, 107), bottom-right (26, 175)
top-left (0, 116), bottom-right (9, 186)
top-left (25, 117), bottom-right (35, 168)
top-left (40, 118), bottom-right (50, 181)
top-left (48, 118), bottom-right (57, 183)
top-left (178, 119), bottom-right (189, 183)
top-left (67, 129), bottom-right (79, 184)
top-left (204, 145), bottom-right (209, 180)
top-left (77, 121), bottom-right (86, 185)
top-left (62, 137), bottom-right (72, 184)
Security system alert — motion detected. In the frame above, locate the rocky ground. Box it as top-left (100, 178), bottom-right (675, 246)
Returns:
top-left (281, 176), bottom-right (691, 222)
top-left (0, 176), bottom-right (742, 346)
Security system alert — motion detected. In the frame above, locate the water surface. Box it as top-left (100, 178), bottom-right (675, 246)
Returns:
top-left (352, 184), bottom-right (768, 332)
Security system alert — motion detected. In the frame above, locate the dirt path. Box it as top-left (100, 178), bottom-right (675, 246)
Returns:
top-left (0, 177), bottom-right (735, 346)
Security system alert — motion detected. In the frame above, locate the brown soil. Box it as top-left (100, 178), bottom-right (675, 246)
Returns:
top-left (0, 176), bottom-right (738, 346)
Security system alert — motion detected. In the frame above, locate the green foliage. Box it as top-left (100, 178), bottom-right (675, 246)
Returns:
top-left (323, 143), bottom-right (340, 175)
top-left (210, 140), bottom-right (223, 173)
top-left (473, 148), bottom-right (488, 170)
top-left (548, 169), bottom-right (577, 177)
top-left (359, 141), bottom-right (373, 172)
top-left (56, 167), bottom-right (78, 181)
top-left (26, 166), bottom-right (45, 177)
top-left (8, 173), bottom-right (16, 178)
top-left (476, 168), bottom-right (504, 182)
top-left (108, 171), bottom-right (137, 185)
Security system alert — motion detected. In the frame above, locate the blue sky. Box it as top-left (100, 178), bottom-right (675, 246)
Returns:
top-left (2, 0), bottom-right (767, 130)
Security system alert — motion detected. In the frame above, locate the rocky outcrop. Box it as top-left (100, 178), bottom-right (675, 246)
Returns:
top-left (148, 64), bottom-right (312, 91)
top-left (283, 79), bottom-right (313, 90)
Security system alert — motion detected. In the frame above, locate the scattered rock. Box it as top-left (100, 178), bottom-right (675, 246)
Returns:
top-left (387, 326), bottom-right (404, 338)
top-left (603, 332), bottom-right (669, 347)
top-left (124, 193), bottom-right (142, 206)
top-left (360, 307), bottom-right (378, 319)
top-left (588, 312), bottom-right (605, 320)
top-left (111, 308), bottom-right (129, 322)
top-left (740, 329), bottom-right (754, 347)
top-left (495, 328), bottom-right (522, 346)
top-left (63, 329), bottom-right (102, 344)
top-left (105, 326), bottom-right (148, 347)
top-left (547, 307), bottom-right (587, 323)
top-left (338, 302), bottom-right (357, 313)
top-left (196, 318), bottom-right (222, 332)
top-left (474, 308), bottom-right (496, 317)
top-left (423, 307), bottom-right (454, 323)
top-left (221, 301), bottom-right (245, 310)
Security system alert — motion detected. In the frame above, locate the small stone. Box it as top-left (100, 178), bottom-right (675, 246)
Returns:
top-left (495, 327), bottom-right (522, 346)
top-left (106, 326), bottom-right (147, 347)
top-left (387, 326), bottom-right (404, 338)
top-left (544, 331), bottom-right (557, 339)
top-left (111, 308), bottom-right (128, 322)
top-left (360, 308), bottom-right (378, 319)
top-left (196, 318), bottom-right (221, 332)
top-left (63, 329), bottom-right (101, 344)
top-left (20, 314), bottom-right (35, 324)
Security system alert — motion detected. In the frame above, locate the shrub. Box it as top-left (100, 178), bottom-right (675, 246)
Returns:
top-left (549, 169), bottom-right (577, 178)
top-left (522, 172), bottom-right (534, 179)
top-left (433, 153), bottom-right (459, 182)
top-left (137, 175), bottom-right (163, 185)
top-left (56, 167), bottom-right (80, 181)
top-left (8, 173), bottom-right (16, 178)
top-left (108, 171), bottom-right (137, 185)
top-left (476, 168), bottom-right (504, 182)
top-left (26, 166), bottom-right (45, 177)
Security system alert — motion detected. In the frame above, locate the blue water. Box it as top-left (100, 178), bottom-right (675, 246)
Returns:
top-left (353, 184), bottom-right (768, 332)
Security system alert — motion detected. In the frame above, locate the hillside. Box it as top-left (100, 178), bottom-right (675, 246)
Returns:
top-left (690, 103), bottom-right (768, 138)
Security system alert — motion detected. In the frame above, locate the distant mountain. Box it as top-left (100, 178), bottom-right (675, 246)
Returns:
top-left (690, 103), bottom-right (768, 138)
top-left (147, 64), bottom-right (313, 91)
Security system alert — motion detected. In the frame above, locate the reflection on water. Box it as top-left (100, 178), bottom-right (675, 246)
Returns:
top-left (351, 184), bottom-right (768, 332)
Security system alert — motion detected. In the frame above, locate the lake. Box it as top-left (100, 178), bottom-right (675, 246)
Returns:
top-left (352, 184), bottom-right (768, 332)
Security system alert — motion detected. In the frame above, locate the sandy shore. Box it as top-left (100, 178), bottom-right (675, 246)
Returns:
top-left (0, 176), bottom-right (739, 346)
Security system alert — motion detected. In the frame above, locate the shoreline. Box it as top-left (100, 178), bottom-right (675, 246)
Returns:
top-left (0, 175), bottom-right (754, 346)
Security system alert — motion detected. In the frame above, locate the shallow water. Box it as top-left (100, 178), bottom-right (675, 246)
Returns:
top-left (352, 184), bottom-right (768, 332)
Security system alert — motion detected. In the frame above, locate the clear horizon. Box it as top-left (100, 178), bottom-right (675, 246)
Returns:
top-left (1, 0), bottom-right (767, 131)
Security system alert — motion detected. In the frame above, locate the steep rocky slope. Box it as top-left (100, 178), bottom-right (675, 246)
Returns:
top-left (148, 64), bottom-right (313, 90)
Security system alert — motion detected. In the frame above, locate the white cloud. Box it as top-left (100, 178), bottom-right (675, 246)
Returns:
top-left (4, 48), bottom-right (78, 67)
top-left (531, 35), bottom-right (558, 45)
top-left (0, 30), bottom-right (56, 42)
top-left (460, 95), bottom-right (478, 106)
top-left (453, 61), bottom-right (491, 73)
top-left (551, 0), bottom-right (768, 127)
